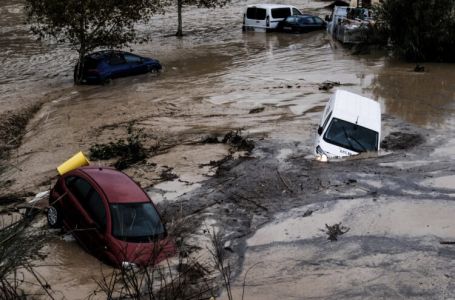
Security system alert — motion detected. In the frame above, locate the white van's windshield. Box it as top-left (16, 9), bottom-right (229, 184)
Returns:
top-left (323, 118), bottom-right (378, 153)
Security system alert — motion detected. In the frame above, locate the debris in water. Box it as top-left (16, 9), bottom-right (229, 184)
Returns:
top-left (302, 210), bottom-right (313, 217)
top-left (440, 241), bottom-right (455, 245)
top-left (201, 135), bottom-right (220, 144)
top-left (29, 191), bottom-right (50, 205)
top-left (249, 107), bottom-right (265, 114)
top-left (160, 167), bottom-right (179, 181)
top-left (380, 132), bottom-right (424, 150)
top-left (222, 130), bottom-right (254, 152)
top-left (414, 64), bottom-right (425, 72)
top-left (201, 130), bottom-right (254, 152)
top-left (200, 155), bottom-right (233, 168)
top-left (318, 80), bottom-right (340, 91)
top-left (0, 193), bottom-right (29, 205)
top-left (325, 223), bottom-right (350, 241)
top-left (57, 151), bottom-right (89, 175)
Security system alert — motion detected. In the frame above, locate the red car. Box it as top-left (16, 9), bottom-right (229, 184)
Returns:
top-left (47, 166), bottom-right (174, 267)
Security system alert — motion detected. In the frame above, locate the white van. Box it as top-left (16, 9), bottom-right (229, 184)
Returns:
top-left (315, 89), bottom-right (381, 159)
top-left (242, 4), bottom-right (303, 32)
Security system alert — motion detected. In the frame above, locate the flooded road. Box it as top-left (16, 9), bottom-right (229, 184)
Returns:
top-left (1, 0), bottom-right (455, 298)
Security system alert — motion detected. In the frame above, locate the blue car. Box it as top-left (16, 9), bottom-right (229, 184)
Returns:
top-left (277, 14), bottom-right (327, 33)
top-left (75, 50), bottom-right (162, 84)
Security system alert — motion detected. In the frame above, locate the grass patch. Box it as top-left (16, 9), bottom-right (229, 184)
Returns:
top-left (202, 130), bottom-right (255, 153)
top-left (0, 104), bottom-right (42, 160)
top-left (89, 125), bottom-right (149, 170)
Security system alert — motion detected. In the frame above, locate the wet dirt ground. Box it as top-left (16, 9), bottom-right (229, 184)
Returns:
top-left (1, 0), bottom-right (455, 298)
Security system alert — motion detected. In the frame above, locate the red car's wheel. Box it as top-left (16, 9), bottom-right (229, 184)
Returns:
top-left (47, 205), bottom-right (63, 228)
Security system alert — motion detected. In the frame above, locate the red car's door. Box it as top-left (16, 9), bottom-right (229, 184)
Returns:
top-left (81, 185), bottom-right (109, 257)
top-left (61, 176), bottom-right (90, 233)
top-left (63, 176), bottom-right (107, 255)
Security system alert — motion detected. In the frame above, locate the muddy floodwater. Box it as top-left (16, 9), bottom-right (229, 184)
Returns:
top-left (1, 0), bottom-right (455, 298)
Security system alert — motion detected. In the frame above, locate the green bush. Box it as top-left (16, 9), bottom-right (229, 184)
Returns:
top-left (374, 0), bottom-right (455, 62)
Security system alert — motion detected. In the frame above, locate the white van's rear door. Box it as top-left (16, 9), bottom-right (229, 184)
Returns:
top-left (245, 7), bottom-right (267, 31)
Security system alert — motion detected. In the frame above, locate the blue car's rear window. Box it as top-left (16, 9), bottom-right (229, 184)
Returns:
top-left (82, 57), bottom-right (100, 70)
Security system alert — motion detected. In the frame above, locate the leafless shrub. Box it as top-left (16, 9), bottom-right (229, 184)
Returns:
top-left (207, 229), bottom-right (232, 300)
top-left (325, 223), bottom-right (350, 241)
top-left (0, 209), bottom-right (52, 298)
top-left (92, 216), bottom-right (216, 299)
top-left (0, 104), bottom-right (42, 160)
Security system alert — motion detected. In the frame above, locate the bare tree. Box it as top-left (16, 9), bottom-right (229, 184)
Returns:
top-left (24, 0), bottom-right (163, 83)
top-left (170, 0), bottom-right (231, 36)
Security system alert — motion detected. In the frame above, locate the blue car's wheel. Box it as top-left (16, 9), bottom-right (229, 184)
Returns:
top-left (148, 63), bottom-right (162, 73)
top-left (101, 77), bottom-right (112, 85)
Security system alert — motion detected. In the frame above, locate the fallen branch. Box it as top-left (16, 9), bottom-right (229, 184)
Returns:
top-left (440, 241), bottom-right (455, 245)
top-left (325, 223), bottom-right (350, 241)
top-left (231, 193), bottom-right (268, 212)
top-left (276, 169), bottom-right (293, 194)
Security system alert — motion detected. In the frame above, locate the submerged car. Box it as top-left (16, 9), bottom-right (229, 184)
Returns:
top-left (242, 4), bottom-right (303, 32)
top-left (47, 166), bottom-right (174, 267)
top-left (75, 50), bottom-right (162, 84)
top-left (315, 89), bottom-right (381, 159)
top-left (327, 6), bottom-right (374, 44)
top-left (277, 14), bottom-right (327, 33)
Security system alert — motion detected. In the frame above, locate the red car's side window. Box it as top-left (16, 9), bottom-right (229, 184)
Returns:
top-left (65, 176), bottom-right (107, 231)
top-left (87, 190), bottom-right (107, 231)
top-left (66, 176), bottom-right (91, 199)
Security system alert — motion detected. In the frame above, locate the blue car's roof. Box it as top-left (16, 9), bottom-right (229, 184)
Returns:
top-left (293, 14), bottom-right (318, 19)
top-left (85, 50), bottom-right (123, 59)
top-left (85, 50), bottom-right (139, 60)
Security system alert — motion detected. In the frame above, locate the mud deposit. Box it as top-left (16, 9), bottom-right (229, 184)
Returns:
top-left (1, 0), bottom-right (455, 298)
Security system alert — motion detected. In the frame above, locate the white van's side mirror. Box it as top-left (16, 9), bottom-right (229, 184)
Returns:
top-left (317, 126), bottom-right (323, 135)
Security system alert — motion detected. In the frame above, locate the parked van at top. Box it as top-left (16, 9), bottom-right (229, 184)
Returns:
top-left (243, 4), bottom-right (303, 32)
top-left (315, 89), bottom-right (381, 160)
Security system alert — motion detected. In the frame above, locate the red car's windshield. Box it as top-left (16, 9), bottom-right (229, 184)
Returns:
top-left (110, 202), bottom-right (165, 243)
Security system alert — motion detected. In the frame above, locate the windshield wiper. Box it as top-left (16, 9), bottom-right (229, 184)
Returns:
top-left (342, 126), bottom-right (356, 151)
top-left (342, 126), bottom-right (367, 152)
top-left (349, 134), bottom-right (367, 152)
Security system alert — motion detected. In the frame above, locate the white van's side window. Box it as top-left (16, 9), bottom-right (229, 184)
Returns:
top-left (322, 111), bottom-right (332, 130)
top-left (247, 7), bottom-right (267, 20)
top-left (292, 8), bottom-right (302, 15)
top-left (271, 8), bottom-right (291, 19)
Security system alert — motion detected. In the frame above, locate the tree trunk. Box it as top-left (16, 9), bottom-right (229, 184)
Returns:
top-left (75, 0), bottom-right (86, 85)
top-left (74, 51), bottom-right (85, 85)
top-left (176, 0), bottom-right (183, 36)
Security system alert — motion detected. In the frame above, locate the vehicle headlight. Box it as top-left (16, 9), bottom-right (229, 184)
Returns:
top-left (121, 261), bottom-right (137, 269)
top-left (315, 146), bottom-right (328, 162)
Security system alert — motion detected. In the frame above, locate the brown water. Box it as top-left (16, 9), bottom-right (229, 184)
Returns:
top-left (1, 0), bottom-right (455, 298)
